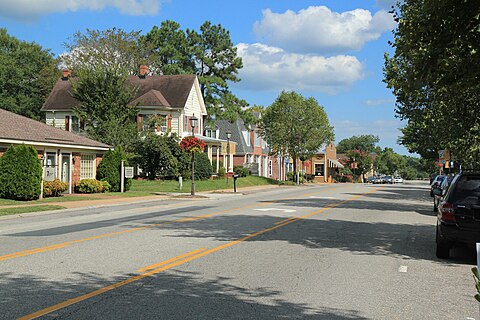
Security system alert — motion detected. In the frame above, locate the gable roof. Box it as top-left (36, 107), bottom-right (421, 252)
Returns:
top-left (0, 108), bottom-right (110, 150)
top-left (41, 74), bottom-right (197, 111)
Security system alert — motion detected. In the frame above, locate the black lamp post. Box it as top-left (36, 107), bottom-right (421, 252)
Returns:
top-left (190, 115), bottom-right (198, 196)
top-left (226, 130), bottom-right (231, 184)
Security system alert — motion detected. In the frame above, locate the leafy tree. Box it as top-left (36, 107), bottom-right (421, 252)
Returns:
top-left (186, 21), bottom-right (243, 120)
top-left (0, 144), bottom-right (42, 200)
top-left (143, 20), bottom-right (194, 75)
top-left (337, 135), bottom-right (380, 154)
top-left (260, 91), bottom-right (334, 173)
top-left (62, 28), bottom-right (148, 76)
top-left (136, 132), bottom-right (178, 179)
top-left (0, 28), bottom-right (58, 119)
top-left (384, 1), bottom-right (480, 165)
top-left (375, 148), bottom-right (407, 175)
top-left (71, 69), bottom-right (139, 151)
top-left (97, 146), bottom-right (131, 192)
top-left (346, 149), bottom-right (372, 181)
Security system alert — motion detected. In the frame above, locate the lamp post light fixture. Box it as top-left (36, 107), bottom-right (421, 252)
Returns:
top-left (225, 130), bottom-right (232, 184)
top-left (190, 115), bottom-right (198, 196)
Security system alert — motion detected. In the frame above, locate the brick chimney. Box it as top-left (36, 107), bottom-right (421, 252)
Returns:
top-left (139, 65), bottom-right (148, 78)
top-left (62, 69), bottom-right (71, 81)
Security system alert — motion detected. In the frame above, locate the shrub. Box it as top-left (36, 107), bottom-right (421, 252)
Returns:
top-left (305, 174), bottom-right (315, 182)
top-left (97, 146), bottom-right (132, 192)
top-left (193, 152), bottom-right (213, 180)
top-left (337, 175), bottom-right (353, 183)
top-left (0, 144), bottom-right (42, 200)
top-left (101, 180), bottom-right (112, 192)
top-left (233, 166), bottom-right (250, 177)
top-left (43, 179), bottom-right (68, 197)
top-left (136, 132), bottom-right (178, 180)
top-left (212, 161), bottom-right (223, 173)
top-left (217, 166), bottom-right (226, 177)
top-left (75, 179), bottom-right (104, 193)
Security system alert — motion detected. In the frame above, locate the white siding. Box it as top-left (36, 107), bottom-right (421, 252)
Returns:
top-left (171, 111), bottom-right (180, 136)
top-left (182, 85), bottom-right (206, 137)
top-left (45, 111), bottom-right (72, 130)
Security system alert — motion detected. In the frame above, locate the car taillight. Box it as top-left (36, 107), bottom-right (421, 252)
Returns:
top-left (439, 202), bottom-right (455, 222)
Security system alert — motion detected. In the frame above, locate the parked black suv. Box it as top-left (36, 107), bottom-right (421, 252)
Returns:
top-left (436, 170), bottom-right (480, 259)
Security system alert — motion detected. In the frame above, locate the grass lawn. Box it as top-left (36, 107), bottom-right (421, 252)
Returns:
top-left (106, 175), bottom-right (285, 197)
top-left (0, 194), bottom-right (111, 206)
top-left (0, 176), bottom-right (287, 206)
top-left (0, 205), bottom-right (66, 216)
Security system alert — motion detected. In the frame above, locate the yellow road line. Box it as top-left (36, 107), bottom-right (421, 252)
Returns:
top-left (137, 248), bottom-right (207, 272)
top-left (0, 197), bottom-right (275, 262)
top-left (18, 187), bottom-right (383, 320)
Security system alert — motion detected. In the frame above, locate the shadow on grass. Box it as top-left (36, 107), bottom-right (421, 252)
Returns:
top-left (0, 270), bottom-right (367, 319)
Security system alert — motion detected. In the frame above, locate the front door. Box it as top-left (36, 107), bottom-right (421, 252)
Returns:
top-left (61, 154), bottom-right (71, 191)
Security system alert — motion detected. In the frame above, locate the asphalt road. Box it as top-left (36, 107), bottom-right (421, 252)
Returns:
top-left (0, 182), bottom-right (478, 319)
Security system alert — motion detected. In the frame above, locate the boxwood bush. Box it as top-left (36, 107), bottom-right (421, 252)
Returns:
top-left (43, 179), bottom-right (69, 197)
top-left (75, 179), bottom-right (104, 193)
top-left (97, 146), bottom-right (131, 192)
top-left (193, 152), bottom-right (212, 180)
top-left (0, 144), bottom-right (42, 200)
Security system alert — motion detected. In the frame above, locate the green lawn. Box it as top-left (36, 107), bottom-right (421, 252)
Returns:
top-left (107, 175), bottom-right (283, 197)
top-left (0, 205), bottom-right (66, 216)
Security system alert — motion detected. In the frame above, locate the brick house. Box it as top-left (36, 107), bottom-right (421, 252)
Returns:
top-left (0, 108), bottom-right (110, 193)
top-left (304, 142), bottom-right (344, 182)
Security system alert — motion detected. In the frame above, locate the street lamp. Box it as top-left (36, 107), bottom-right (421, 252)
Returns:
top-left (190, 115), bottom-right (198, 196)
top-left (226, 130), bottom-right (231, 184)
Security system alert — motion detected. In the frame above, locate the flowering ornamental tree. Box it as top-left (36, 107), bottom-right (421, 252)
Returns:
top-left (180, 136), bottom-right (206, 153)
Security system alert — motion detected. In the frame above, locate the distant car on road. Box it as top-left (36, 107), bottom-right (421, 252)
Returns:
top-left (384, 176), bottom-right (393, 184)
top-left (393, 176), bottom-right (403, 183)
top-left (436, 171), bottom-right (480, 259)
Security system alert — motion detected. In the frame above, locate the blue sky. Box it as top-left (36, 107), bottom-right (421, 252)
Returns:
top-left (0, 0), bottom-right (409, 154)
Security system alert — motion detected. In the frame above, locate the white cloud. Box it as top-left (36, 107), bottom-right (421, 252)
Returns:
top-left (253, 6), bottom-right (396, 54)
top-left (235, 43), bottom-right (364, 94)
top-left (0, 0), bottom-right (161, 20)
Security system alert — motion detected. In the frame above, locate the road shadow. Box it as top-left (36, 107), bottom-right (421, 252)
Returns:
top-left (157, 214), bottom-right (475, 265)
top-left (0, 270), bottom-right (368, 319)
top-left (7, 206), bottom-right (214, 237)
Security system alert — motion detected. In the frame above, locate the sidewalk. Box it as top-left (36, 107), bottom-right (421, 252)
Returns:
top-left (0, 184), bottom-right (283, 211)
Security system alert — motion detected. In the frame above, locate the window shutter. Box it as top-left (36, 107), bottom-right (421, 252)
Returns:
top-left (64, 116), bottom-right (70, 131)
top-left (167, 114), bottom-right (172, 131)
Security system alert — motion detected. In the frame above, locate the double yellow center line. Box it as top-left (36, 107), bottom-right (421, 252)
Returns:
top-left (19, 186), bottom-right (382, 320)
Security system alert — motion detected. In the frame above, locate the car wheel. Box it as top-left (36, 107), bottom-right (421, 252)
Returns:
top-left (436, 226), bottom-right (450, 259)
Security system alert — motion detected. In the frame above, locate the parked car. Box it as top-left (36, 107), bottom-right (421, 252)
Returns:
top-left (384, 176), bottom-right (393, 184)
top-left (433, 174), bottom-right (454, 212)
top-left (366, 176), bottom-right (376, 183)
top-left (430, 174), bottom-right (445, 197)
top-left (372, 176), bottom-right (383, 184)
top-left (436, 171), bottom-right (480, 259)
top-left (393, 176), bottom-right (403, 183)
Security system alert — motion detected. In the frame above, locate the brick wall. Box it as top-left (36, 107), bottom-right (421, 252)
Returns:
top-left (72, 153), bottom-right (81, 185)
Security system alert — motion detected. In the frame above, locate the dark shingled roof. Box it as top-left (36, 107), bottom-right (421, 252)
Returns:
top-left (0, 108), bottom-right (110, 149)
top-left (41, 74), bottom-right (196, 111)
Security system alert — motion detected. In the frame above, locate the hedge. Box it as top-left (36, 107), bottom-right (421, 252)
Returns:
top-left (0, 144), bottom-right (42, 200)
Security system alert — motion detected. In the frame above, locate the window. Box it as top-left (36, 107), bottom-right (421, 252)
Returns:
top-left (80, 155), bottom-right (95, 179)
top-left (71, 116), bottom-right (81, 133)
top-left (205, 129), bottom-right (217, 138)
top-left (254, 132), bottom-right (261, 147)
top-left (315, 164), bottom-right (324, 176)
top-left (242, 130), bottom-right (250, 146)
